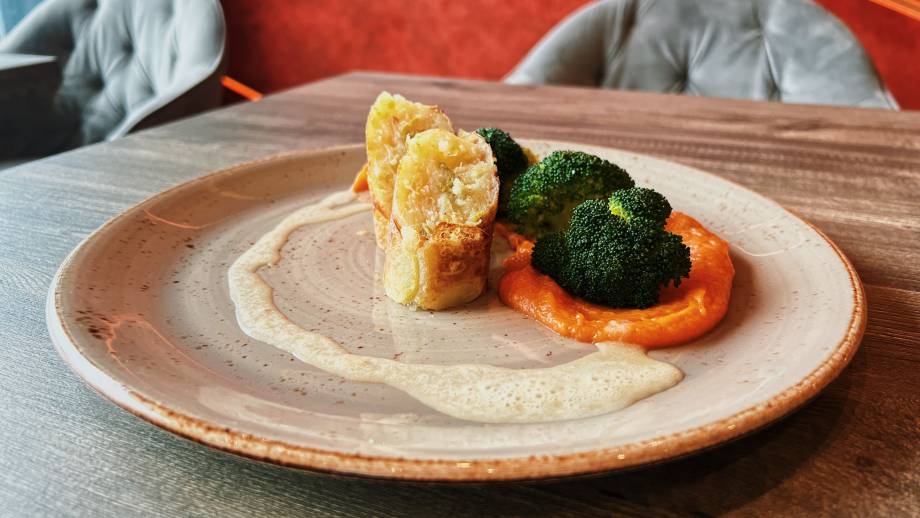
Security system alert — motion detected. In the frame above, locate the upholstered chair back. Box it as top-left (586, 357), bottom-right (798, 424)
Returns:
top-left (0, 0), bottom-right (226, 155)
top-left (506, 0), bottom-right (897, 109)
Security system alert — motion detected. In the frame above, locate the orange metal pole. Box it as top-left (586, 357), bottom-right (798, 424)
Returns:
top-left (868, 0), bottom-right (920, 22)
top-left (221, 76), bottom-right (264, 101)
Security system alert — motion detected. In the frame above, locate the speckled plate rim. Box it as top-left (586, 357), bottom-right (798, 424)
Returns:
top-left (46, 143), bottom-right (866, 482)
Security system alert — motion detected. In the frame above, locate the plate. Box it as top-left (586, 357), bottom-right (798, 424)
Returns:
top-left (47, 141), bottom-right (865, 481)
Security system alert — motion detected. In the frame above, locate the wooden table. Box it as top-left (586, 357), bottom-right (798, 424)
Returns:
top-left (1, 72), bottom-right (917, 516)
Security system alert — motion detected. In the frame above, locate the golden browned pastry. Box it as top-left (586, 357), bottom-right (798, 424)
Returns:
top-left (384, 129), bottom-right (499, 310)
top-left (365, 92), bottom-right (453, 249)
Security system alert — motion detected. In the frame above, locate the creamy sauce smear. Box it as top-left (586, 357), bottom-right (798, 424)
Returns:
top-left (228, 190), bottom-right (683, 423)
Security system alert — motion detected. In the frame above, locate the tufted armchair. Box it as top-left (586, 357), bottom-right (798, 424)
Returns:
top-left (0, 0), bottom-right (226, 159)
top-left (506, 0), bottom-right (897, 109)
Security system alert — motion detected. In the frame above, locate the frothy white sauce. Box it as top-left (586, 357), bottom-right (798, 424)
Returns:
top-left (228, 190), bottom-right (683, 423)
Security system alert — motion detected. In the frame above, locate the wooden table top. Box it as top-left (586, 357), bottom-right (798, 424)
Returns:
top-left (1, 72), bottom-right (917, 516)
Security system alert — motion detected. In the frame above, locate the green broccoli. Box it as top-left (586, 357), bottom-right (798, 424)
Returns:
top-left (475, 128), bottom-right (529, 214)
top-left (608, 187), bottom-right (672, 227)
top-left (531, 188), bottom-right (691, 309)
top-left (506, 151), bottom-right (634, 239)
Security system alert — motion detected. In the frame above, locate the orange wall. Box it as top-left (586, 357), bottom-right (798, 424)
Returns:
top-left (222, 0), bottom-right (920, 109)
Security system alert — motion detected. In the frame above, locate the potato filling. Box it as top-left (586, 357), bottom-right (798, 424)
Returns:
top-left (395, 130), bottom-right (498, 236)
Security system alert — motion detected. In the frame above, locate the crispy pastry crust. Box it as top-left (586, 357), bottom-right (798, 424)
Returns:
top-left (365, 92), bottom-right (453, 249)
top-left (384, 129), bottom-right (499, 310)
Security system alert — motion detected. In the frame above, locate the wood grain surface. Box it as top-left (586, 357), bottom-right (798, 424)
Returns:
top-left (1, 72), bottom-right (918, 517)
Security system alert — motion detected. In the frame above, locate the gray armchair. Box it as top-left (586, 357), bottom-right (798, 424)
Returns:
top-left (506, 0), bottom-right (897, 109)
top-left (0, 0), bottom-right (226, 160)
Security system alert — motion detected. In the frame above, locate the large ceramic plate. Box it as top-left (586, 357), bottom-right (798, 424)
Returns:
top-left (47, 141), bottom-right (865, 481)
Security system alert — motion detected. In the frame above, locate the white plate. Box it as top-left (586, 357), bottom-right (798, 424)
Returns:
top-left (47, 141), bottom-right (865, 481)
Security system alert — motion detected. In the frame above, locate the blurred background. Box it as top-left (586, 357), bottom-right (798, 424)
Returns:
top-left (216, 0), bottom-right (919, 108)
top-left (2, 0), bottom-right (916, 108)
top-left (0, 0), bottom-right (917, 168)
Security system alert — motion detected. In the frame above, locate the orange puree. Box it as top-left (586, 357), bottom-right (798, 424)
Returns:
top-left (497, 214), bottom-right (734, 348)
top-left (351, 163), bottom-right (369, 192)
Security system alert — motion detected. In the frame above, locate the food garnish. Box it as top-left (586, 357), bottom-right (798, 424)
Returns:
top-left (499, 212), bottom-right (733, 348)
top-left (474, 127), bottom-right (529, 214)
top-left (531, 188), bottom-right (691, 309)
top-left (506, 151), bottom-right (634, 239)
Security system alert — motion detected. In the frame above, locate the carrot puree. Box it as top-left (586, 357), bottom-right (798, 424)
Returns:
top-left (351, 163), bottom-right (369, 192)
top-left (496, 214), bottom-right (734, 348)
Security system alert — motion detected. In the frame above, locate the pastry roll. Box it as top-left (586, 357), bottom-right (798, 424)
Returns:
top-left (385, 129), bottom-right (499, 310)
top-left (365, 92), bottom-right (453, 249)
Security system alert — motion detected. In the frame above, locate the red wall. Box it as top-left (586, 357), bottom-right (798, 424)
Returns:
top-left (815, 0), bottom-right (920, 109)
top-left (222, 0), bottom-right (920, 109)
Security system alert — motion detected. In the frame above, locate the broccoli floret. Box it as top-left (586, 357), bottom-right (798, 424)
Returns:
top-left (531, 191), bottom-right (691, 309)
top-left (506, 151), bottom-right (634, 239)
top-left (608, 187), bottom-right (672, 227)
top-left (475, 128), bottom-right (529, 214)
